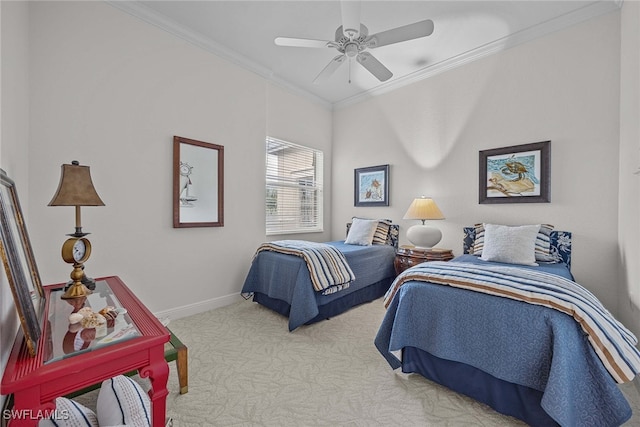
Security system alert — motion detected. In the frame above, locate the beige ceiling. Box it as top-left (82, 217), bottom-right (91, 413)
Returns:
top-left (110, 1), bottom-right (620, 108)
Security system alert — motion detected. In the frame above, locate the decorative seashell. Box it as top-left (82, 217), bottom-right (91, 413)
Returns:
top-left (81, 312), bottom-right (106, 328)
top-left (99, 306), bottom-right (115, 315)
top-left (78, 307), bottom-right (93, 317)
top-left (69, 313), bottom-right (83, 324)
top-left (68, 323), bottom-right (81, 333)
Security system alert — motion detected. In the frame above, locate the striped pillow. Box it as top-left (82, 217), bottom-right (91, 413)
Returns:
top-left (472, 223), bottom-right (556, 262)
top-left (372, 219), bottom-right (392, 245)
top-left (471, 223), bottom-right (485, 255)
top-left (535, 224), bottom-right (555, 262)
top-left (38, 397), bottom-right (98, 427)
top-left (97, 375), bottom-right (151, 427)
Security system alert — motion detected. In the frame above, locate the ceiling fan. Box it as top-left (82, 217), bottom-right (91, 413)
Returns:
top-left (274, 1), bottom-right (434, 84)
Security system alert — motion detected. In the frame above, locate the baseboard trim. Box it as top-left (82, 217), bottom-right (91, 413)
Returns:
top-left (153, 293), bottom-right (244, 321)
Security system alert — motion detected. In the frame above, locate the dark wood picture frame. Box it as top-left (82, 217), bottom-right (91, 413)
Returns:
top-left (173, 136), bottom-right (224, 228)
top-left (354, 164), bottom-right (390, 207)
top-left (0, 170), bottom-right (44, 356)
top-left (479, 141), bottom-right (550, 204)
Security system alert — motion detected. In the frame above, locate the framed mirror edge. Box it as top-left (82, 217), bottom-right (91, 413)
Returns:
top-left (173, 136), bottom-right (224, 228)
top-left (0, 169), bottom-right (44, 356)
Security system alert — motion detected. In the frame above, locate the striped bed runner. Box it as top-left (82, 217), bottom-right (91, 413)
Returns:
top-left (383, 261), bottom-right (640, 383)
top-left (255, 240), bottom-right (355, 292)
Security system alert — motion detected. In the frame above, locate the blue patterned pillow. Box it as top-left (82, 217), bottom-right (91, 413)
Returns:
top-left (464, 226), bottom-right (572, 269)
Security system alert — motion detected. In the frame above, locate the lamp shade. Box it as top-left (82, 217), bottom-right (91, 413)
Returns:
top-left (403, 196), bottom-right (444, 249)
top-left (48, 161), bottom-right (105, 207)
top-left (403, 196), bottom-right (444, 221)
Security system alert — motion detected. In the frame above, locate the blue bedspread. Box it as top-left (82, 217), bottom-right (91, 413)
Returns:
top-left (375, 255), bottom-right (632, 426)
top-left (242, 241), bottom-right (396, 331)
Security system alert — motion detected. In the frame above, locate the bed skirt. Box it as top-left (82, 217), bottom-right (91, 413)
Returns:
top-left (402, 346), bottom-right (559, 427)
top-left (252, 277), bottom-right (393, 326)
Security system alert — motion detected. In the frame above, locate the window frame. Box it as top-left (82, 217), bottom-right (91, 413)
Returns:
top-left (265, 137), bottom-right (323, 235)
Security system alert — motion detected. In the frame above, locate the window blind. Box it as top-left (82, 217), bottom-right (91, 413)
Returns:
top-left (266, 137), bottom-right (323, 235)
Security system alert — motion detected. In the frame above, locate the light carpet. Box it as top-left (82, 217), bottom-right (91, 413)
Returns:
top-left (78, 298), bottom-right (640, 426)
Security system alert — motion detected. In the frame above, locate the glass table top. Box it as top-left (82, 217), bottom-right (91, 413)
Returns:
top-left (44, 280), bottom-right (140, 363)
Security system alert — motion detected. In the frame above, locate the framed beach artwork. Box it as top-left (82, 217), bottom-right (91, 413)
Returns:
top-left (354, 164), bottom-right (389, 207)
top-left (479, 141), bottom-right (550, 204)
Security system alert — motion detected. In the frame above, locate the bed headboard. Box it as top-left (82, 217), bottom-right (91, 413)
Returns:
top-left (346, 222), bottom-right (399, 249)
top-left (463, 226), bottom-right (572, 269)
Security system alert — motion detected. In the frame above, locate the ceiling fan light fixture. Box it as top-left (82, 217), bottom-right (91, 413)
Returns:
top-left (345, 43), bottom-right (359, 58)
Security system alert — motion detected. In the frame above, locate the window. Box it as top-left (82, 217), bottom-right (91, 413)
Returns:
top-left (266, 137), bottom-right (323, 235)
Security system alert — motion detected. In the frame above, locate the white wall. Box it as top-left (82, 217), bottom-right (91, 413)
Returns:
top-left (0, 0), bottom-right (30, 409)
top-left (25, 1), bottom-right (332, 319)
top-left (618, 1), bottom-right (640, 332)
top-left (332, 11), bottom-right (624, 319)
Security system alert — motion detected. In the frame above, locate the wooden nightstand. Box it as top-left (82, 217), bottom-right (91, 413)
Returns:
top-left (394, 246), bottom-right (454, 275)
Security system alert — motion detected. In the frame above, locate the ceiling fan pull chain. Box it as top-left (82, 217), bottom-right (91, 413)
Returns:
top-left (348, 59), bottom-right (352, 84)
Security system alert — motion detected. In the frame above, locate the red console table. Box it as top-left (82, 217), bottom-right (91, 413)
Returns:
top-left (1, 276), bottom-right (170, 426)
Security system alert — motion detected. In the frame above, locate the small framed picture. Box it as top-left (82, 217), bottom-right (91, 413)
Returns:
top-left (479, 141), bottom-right (550, 204)
top-left (354, 164), bottom-right (389, 207)
top-left (173, 136), bottom-right (224, 228)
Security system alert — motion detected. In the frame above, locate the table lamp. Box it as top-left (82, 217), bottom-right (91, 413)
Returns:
top-left (48, 161), bottom-right (104, 299)
top-left (403, 196), bottom-right (445, 248)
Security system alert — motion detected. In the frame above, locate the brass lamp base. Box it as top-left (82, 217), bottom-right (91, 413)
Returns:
top-left (61, 281), bottom-right (92, 300)
top-left (61, 262), bottom-right (93, 300)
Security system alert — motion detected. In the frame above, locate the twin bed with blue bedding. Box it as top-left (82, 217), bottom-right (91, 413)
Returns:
top-left (242, 219), bottom-right (398, 331)
top-left (376, 224), bottom-right (640, 427)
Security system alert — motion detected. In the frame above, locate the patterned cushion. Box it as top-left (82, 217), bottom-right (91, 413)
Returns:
top-left (471, 223), bottom-right (485, 255)
top-left (97, 375), bottom-right (151, 427)
top-left (535, 224), bottom-right (555, 262)
top-left (372, 219), bottom-right (392, 245)
top-left (464, 226), bottom-right (571, 268)
top-left (38, 397), bottom-right (98, 427)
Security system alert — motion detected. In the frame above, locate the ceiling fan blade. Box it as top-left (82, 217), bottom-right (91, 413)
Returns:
top-left (313, 55), bottom-right (347, 84)
top-left (275, 37), bottom-right (334, 48)
top-left (340, 1), bottom-right (361, 38)
top-left (367, 19), bottom-right (434, 48)
top-left (356, 52), bottom-right (392, 82)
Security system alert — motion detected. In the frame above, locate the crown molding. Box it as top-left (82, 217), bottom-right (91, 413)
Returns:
top-left (334, 0), bottom-right (621, 109)
top-left (107, 1), bottom-right (620, 111)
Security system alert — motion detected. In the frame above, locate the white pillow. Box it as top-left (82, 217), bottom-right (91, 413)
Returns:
top-left (345, 218), bottom-right (378, 246)
top-left (480, 223), bottom-right (540, 266)
top-left (38, 397), bottom-right (98, 427)
top-left (97, 375), bottom-right (151, 427)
